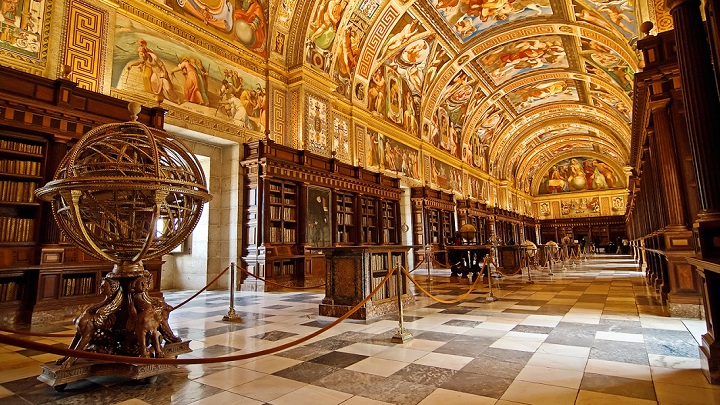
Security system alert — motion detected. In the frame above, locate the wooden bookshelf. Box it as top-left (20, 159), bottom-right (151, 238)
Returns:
top-left (241, 140), bottom-right (403, 292)
top-left (410, 187), bottom-right (456, 264)
top-left (318, 246), bottom-right (411, 320)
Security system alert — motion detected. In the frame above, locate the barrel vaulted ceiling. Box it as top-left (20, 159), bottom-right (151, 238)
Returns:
top-left (274, 0), bottom-right (637, 196)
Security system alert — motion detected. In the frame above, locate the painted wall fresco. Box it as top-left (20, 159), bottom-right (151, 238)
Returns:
top-left (333, 14), bottom-right (367, 97)
top-left (538, 156), bottom-right (624, 194)
top-left (507, 79), bottom-right (579, 113)
top-left (431, 0), bottom-right (552, 42)
top-left (590, 85), bottom-right (631, 121)
top-left (478, 36), bottom-right (569, 85)
top-left (426, 70), bottom-right (478, 157)
top-left (573, 0), bottom-right (637, 41)
top-left (167, 0), bottom-right (267, 57)
top-left (430, 157), bottom-right (462, 191)
top-left (365, 12), bottom-right (434, 136)
top-left (0, 0), bottom-right (48, 60)
top-left (560, 197), bottom-right (601, 217)
top-left (367, 130), bottom-right (420, 179)
top-left (467, 175), bottom-right (486, 200)
top-left (581, 38), bottom-right (634, 95)
top-left (332, 115), bottom-right (351, 163)
top-left (305, 94), bottom-right (328, 154)
top-left (306, 0), bottom-right (351, 73)
top-left (463, 104), bottom-right (506, 172)
top-left (112, 14), bottom-right (266, 131)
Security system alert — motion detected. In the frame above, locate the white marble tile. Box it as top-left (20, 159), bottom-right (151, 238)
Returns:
top-left (500, 380), bottom-right (578, 405)
top-left (516, 364), bottom-right (584, 389)
top-left (271, 385), bottom-right (353, 405)
top-left (229, 375), bottom-right (306, 402)
top-left (414, 352), bottom-right (474, 370)
top-left (648, 354), bottom-right (702, 370)
top-left (528, 352), bottom-right (589, 371)
top-left (346, 357), bottom-right (409, 377)
top-left (585, 359), bottom-right (652, 381)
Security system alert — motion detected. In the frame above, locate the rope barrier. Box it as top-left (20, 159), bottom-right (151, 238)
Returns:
top-left (407, 254), bottom-right (426, 273)
top-left (239, 266), bottom-right (326, 289)
top-left (173, 265), bottom-right (230, 310)
top-left (0, 268), bottom-right (398, 365)
top-left (402, 265), bottom-right (482, 304)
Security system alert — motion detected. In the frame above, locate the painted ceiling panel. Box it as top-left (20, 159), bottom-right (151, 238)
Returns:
top-left (282, 0), bottom-right (638, 195)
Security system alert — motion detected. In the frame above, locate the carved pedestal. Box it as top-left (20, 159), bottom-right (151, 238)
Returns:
top-left (38, 270), bottom-right (190, 390)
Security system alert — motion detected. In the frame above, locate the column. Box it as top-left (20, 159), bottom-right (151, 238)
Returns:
top-left (667, 0), bottom-right (720, 257)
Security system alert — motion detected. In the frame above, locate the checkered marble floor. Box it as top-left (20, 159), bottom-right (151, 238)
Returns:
top-left (1, 255), bottom-right (718, 404)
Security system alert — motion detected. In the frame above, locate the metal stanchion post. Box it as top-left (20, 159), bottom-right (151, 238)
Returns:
top-left (391, 267), bottom-right (413, 343)
top-left (222, 262), bottom-right (242, 323)
top-left (425, 245), bottom-right (432, 283)
top-left (485, 255), bottom-right (496, 302)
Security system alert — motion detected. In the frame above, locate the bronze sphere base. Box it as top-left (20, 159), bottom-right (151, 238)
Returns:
top-left (37, 270), bottom-right (191, 390)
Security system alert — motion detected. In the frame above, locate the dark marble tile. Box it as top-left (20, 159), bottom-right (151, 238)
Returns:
top-left (16, 343), bottom-right (69, 358)
top-left (357, 378), bottom-right (435, 405)
top-left (545, 323), bottom-right (598, 347)
top-left (433, 340), bottom-right (490, 357)
top-left (442, 319), bottom-right (482, 328)
top-left (0, 395), bottom-right (32, 405)
top-left (45, 386), bottom-right (136, 405)
top-left (309, 351), bottom-right (367, 368)
top-left (183, 362), bottom-right (235, 380)
top-left (275, 345), bottom-right (329, 361)
top-left (314, 368), bottom-right (387, 395)
top-left (511, 325), bottom-right (554, 334)
top-left (580, 373), bottom-right (657, 401)
top-left (252, 330), bottom-right (298, 341)
top-left (479, 347), bottom-right (533, 365)
top-left (3, 376), bottom-right (104, 405)
top-left (272, 362), bottom-right (339, 384)
top-left (391, 363), bottom-right (457, 386)
top-left (331, 331), bottom-right (378, 342)
top-left (576, 295), bottom-right (608, 303)
top-left (264, 304), bottom-right (292, 309)
top-left (590, 340), bottom-right (649, 365)
top-left (643, 329), bottom-right (700, 358)
top-left (461, 355), bottom-right (525, 379)
top-left (439, 308), bottom-right (474, 315)
top-left (517, 300), bottom-right (551, 306)
top-left (188, 344), bottom-right (238, 358)
top-left (596, 319), bottom-right (643, 334)
top-left (440, 370), bottom-right (514, 398)
top-left (303, 338), bottom-right (354, 351)
top-left (413, 331), bottom-right (460, 342)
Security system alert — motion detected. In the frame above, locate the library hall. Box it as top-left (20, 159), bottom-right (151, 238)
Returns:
top-left (1, 0), bottom-right (720, 403)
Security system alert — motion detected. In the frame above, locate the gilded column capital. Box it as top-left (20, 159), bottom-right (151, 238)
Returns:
top-left (665, 0), bottom-right (700, 12)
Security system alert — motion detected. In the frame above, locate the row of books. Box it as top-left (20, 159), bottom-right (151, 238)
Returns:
top-left (271, 261), bottom-right (296, 276)
top-left (0, 280), bottom-right (21, 302)
top-left (0, 159), bottom-right (41, 176)
top-left (269, 206), bottom-right (296, 221)
top-left (268, 183), bottom-right (296, 194)
top-left (371, 272), bottom-right (399, 302)
top-left (269, 196), bottom-right (296, 205)
top-left (62, 276), bottom-right (95, 297)
top-left (0, 180), bottom-right (37, 202)
top-left (268, 226), bottom-right (296, 243)
top-left (0, 217), bottom-right (34, 242)
top-left (336, 213), bottom-right (354, 226)
top-left (370, 253), bottom-right (389, 272)
top-left (0, 140), bottom-right (42, 155)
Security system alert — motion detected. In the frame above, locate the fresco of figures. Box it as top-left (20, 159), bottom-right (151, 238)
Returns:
top-left (305, 0), bottom-right (351, 73)
top-left (427, 70), bottom-right (479, 157)
top-left (165, 0), bottom-right (267, 57)
top-left (590, 86), bottom-right (631, 122)
top-left (333, 15), bottom-right (367, 98)
top-left (478, 36), bottom-right (569, 85)
top-left (573, 0), bottom-right (636, 42)
top-left (538, 156), bottom-right (624, 195)
top-left (0, 0), bottom-right (46, 59)
top-left (560, 197), bottom-right (600, 217)
top-left (507, 79), bottom-right (579, 113)
top-left (365, 12), bottom-right (435, 136)
top-left (431, 0), bottom-right (552, 42)
top-left (112, 15), bottom-right (266, 132)
top-left (463, 104), bottom-right (506, 172)
top-left (430, 158), bottom-right (462, 191)
top-left (367, 130), bottom-right (420, 179)
top-left (581, 38), bottom-right (634, 94)
top-left (467, 175), bottom-right (486, 200)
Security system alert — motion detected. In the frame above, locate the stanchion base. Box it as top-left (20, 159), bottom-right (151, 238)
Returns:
top-left (38, 341), bottom-right (192, 391)
top-left (485, 295), bottom-right (497, 302)
top-left (391, 331), bottom-right (414, 343)
top-left (222, 309), bottom-right (243, 323)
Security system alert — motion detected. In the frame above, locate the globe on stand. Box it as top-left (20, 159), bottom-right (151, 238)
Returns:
top-left (34, 102), bottom-right (212, 389)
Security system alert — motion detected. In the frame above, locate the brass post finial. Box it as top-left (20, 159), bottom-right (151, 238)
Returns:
top-left (128, 102), bottom-right (142, 122)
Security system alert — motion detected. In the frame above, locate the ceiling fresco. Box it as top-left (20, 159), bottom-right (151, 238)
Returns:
top-left (277, 0), bottom-right (637, 196)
